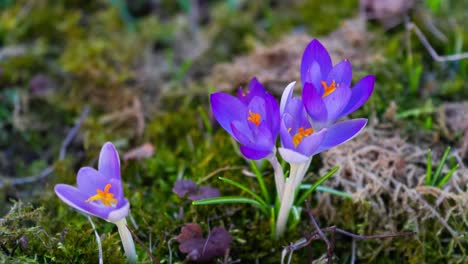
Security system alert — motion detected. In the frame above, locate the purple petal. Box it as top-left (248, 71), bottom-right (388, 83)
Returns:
top-left (301, 39), bottom-right (332, 86)
top-left (278, 147), bottom-right (309, 163)
top-left (280, 81), bottom-right (296, 114)
top-left (264, 93), bottom-right (280, 136)
top-left (77, 167), bottom-right (111, 197)
top-left (106, 200), bottom-right (130, 222)
top-left (280, 117), bottom-right (295, 150)
top-left (297, 128), bottom-right (327, 156)
top-left (326, 60), bottom-right (352, 88)
top-left (211, 92), bottom-right (247, 136)
top-left (340, 75), bottom-right (375, 117)
top-left (98, 142), bottom-right (121, 180)
top-left (231, 120), bottom-right (254, 145)
top-left (315, 118), bottom-right (367, 153)
top-left (109, 178), bottom-right (126, 207)
top-left (55, 184), bottom-right (113, 220)
top-left (302, 83), bottom-right (328, 124)
top-left (237, 77), bottom-right (266, 105)
top-left (246, 96), bottom-right (267, 131)
top-left (322, 85), bottom-right (352, 124)
top-left (239, 145), bottom-right (272, 160)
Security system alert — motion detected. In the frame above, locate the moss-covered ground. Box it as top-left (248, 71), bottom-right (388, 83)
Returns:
top-left (0, 0), bottom-right (467, 263)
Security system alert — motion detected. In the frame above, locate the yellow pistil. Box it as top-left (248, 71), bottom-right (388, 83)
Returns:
top-left (247, 110), bottom-right (261, 126)
top-left (321, 80), bottom-right (337, 98)
top-left (86, 183), bottom-right (118, 207)
top-left (292, 127), bottom-right (314, 147)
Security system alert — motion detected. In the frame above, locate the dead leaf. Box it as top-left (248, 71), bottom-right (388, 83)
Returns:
top-left (176, 223), bottom-right (232, 263)
top-left (123, 143), bottom-right (155, 161)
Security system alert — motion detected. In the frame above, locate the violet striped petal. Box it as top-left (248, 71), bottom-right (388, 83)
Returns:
top-left (55, 184), bottom-right (114, 220)
top-left (296, 128), bottom-right (327, 156)
top-left (322, 85), bottom-right (352, 124)
top-left (340, 75), bottom-right (375, 118)
top-left (280, 116), bottom-right (295, 150)
top-left (98, 142), bottom-right (121, 180)
top-left (231, 120), bottom-right (254, 146)
top-left (315, 118), bottom-right (367, 153)
top-left (301, 39), bottom-right (332, 86)
top-left (240, 145), bottom-right (272, 160)
top-left (326, 60), bottom-right (352, 88)
top-left (211, 92), bottom-right (247, 136)
top-left (77, 167), bottom-right (110, 197)
top-left (264, 93), bottom-right (280, 135)
top-left (280, 81), bottom-right (296, 114)
top-left (302, 83), bottom-right (328, 124)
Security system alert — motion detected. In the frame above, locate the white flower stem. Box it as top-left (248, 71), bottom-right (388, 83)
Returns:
top-left (87, 216), bottom-right (103, 264)
top-left (275, 159), bottom-right (312, 238)
top-left (268, 155), bottom-right (285, 201)
top-left (114, 218), bottom-right (137, 263)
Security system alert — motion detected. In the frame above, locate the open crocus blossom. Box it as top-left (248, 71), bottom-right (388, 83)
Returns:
top-left (55, 142), bottom-right (136, 263)
top-left (276, 81), bottom-right (328, 237)
top-left (301, 39), bottom-right (375, 128)
top-left (278, 82), bottom-right (327, 164)
top-left (210, 77), bottom-right (280, 160)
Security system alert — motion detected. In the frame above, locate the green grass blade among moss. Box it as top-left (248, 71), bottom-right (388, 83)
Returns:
top-left (192, 196), bottom-right (269, 214)
top-left (295, 166), bottom-right (339, 205)
top-left (218, 176), bottom-right (268, 208)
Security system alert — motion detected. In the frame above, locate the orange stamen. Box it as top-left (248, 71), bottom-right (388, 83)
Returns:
top-left (321, 80), bottom-right (337, 98)
top-left (292, 127), bottom-right (314, 147)
top-left (247, 110), bottom-right (261, 126)
top-left (86, 183), bottom-right (118, 207)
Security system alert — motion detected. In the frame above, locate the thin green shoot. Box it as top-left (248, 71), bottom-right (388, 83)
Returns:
top-left (218, 177), bottom-right (268, 208)
top-left (192, 196), bottom-right (269, 215)
top-left (295, 166), bottom-right (339, 206)
top-left (425, 147), bottom-right (459, 188)
top-left (426, 149), bottom-right (432, 185)
top-left (431, 147), bottom-right (451, 186)
top-left (250, 160), bottom-right (271, 204)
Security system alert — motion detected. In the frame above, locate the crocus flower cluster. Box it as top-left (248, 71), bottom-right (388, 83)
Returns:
top-left (55, 142), bottom-right (136, 263)
top-left (211, 39), bottom-right (375, 237)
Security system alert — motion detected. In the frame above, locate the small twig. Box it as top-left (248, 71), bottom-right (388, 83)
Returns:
top-left (305, 200), bottom-right (333, 264)
top-left (127, 225), bottom-right (159, 264)
top-left (406, 21), bottom-right (468, 62)
top-left (351, 239), bottom-right (356, 264)
top-left (59, 106), bottom-right (90, 160)
top-left (87, 216), bottom-right (103, 264)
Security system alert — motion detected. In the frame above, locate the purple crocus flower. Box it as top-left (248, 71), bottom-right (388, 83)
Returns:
top-left (278, 82), bottom-right (327, 163)
top-left (210, 77), bottom-right (280, 160)
top-left (301, 39), bottom-right (374, 128)
top-left (55, 142), bottom-right (130, 222)
top-left (300, 39), bottom-right (373, 153)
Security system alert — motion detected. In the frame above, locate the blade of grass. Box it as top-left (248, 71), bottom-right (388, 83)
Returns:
top-left (316, 186), bottom-right (353, 199)
top-left (436, 164), bottom-right (459, 188)
top-left (295, 166), bottom-right (339, 205)
top-left (218, 177), bottom-right (268, 207)
top-left (192, 196), bottom-right (269, 214)
top-left (432, 147), bottom-right (451, 186)
top-left (250, 160), bottom-right (271, 204)
top-left (426, 149), bottom-right (432, 186)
